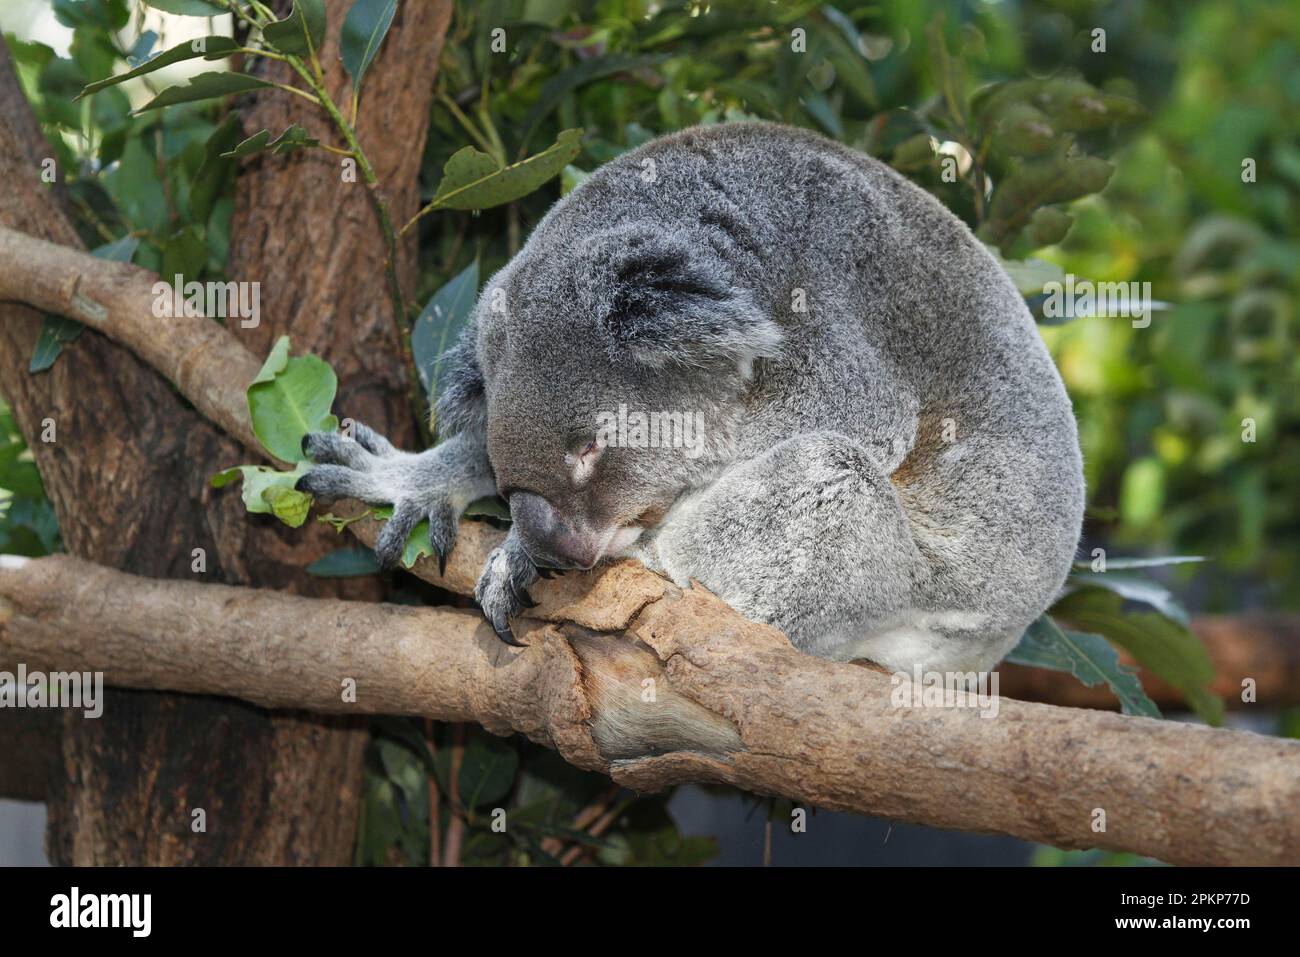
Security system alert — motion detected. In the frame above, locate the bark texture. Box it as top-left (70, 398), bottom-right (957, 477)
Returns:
top-left (0, 0), bottom-right (453, 862)
top-left (2, 553), bottom-right (1297, 867)
top-left (0, 44), bottom-right (355, 866)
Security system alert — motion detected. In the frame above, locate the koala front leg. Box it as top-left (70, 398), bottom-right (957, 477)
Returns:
top-left (299, 422), bottom-right (537, 647)
top-left (643, 432), bottom-right (925, 663)
top-left (297, 424), bottom-right (496, 572)
top-left (473, 528), bottom-right (540, 647)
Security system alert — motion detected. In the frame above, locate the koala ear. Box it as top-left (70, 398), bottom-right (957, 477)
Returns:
top-left (576, 224), bottom-right (781, 372)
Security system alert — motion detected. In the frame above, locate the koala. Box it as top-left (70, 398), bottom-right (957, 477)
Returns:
top-left (299, 122), bottom-right (1085, 676)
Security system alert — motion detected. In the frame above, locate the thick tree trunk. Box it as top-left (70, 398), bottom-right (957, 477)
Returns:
top-left (0, 40), bottom-right (362, 868)
top-left (0, 0), bottom-right (449, 863)
top-left (223, 0), bottom-right (451, 578)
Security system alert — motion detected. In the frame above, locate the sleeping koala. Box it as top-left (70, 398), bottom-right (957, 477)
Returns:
top-left (299, 122), bottom-right (1085, 675)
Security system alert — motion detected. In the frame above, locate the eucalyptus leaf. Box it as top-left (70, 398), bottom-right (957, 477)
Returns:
top-left (133, 72), bottom-right (273, 114)
top-left (306, 547), bottom-right (381, 577)
top-left (340, 0), bottom-right (398, 94)
top-left (246, 336), bottom-right (339, 463)
top-left (77, 36), bottom-right (238, 99)
top-left (459, 733), bottom-right (520, 809)
top-left (29, 317), bottom-right (83, 374)
top-left (412, 261), bottom-right (479, 399)
top-left (1006, 615), bottom-right (1160, 718)
top-left (262, 0), bottom-right (328, 57)
top-left (1050, 587), bottom-right (1224, 725)
top-left (429, 128), bottom-right (582, 212)
top-left (210, 461), bottom-right (311, 526)
top-left (140, 0), bottom-right (227, 14)
top-left (222, 125), bottom-right (319, 159)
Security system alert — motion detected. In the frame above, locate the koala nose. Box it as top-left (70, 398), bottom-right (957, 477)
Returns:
top-left (509, 492), bottom-right (601, 570)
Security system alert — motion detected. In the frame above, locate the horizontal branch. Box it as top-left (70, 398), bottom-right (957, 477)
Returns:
top-left (2, 554), bottom-right (1298, 865)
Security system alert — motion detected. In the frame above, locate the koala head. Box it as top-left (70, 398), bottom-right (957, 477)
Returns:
top-left (469, 221), bottom-right (781, 570)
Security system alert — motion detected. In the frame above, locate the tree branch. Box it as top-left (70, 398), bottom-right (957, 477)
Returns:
top-left (0, 553), bottom-right (1296, 865)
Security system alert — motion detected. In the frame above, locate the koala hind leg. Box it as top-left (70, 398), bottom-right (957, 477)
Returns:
top-left (644, 432), bottom-right (1006, 673)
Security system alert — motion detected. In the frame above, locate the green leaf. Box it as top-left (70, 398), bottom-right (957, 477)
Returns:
top-left (54, 0), bottom-right (129, 28)
top-left (306, 546), bottom-right (381, 577)
top-left (262, 0), bottom-right (327, 57)
top-left (29, 316), bottom-right (83, 374)
top-left (221, 124), bottom-right (319, 159)
top-left (210, 461), bottom-right (311, 526)
top-left (412, 261), bottom-right (479, 401)
top-left (1024, 207), bottom-right (1073, 248)
top-left (429, 128), bottom-right (583, 212)
top-left (1067, 572), bottom-right (1192, 626)
top-left (29, 236), bottom-right (138, 373)
top-left (340, 0), bottom-right (398, 94)
top-left (106, 137), bottom-right (168, 233)
top-left (246, 336), bottom-right (339, 462)
top-left (462, 496), bottom-right (511, 521)
top-left (1006, 615), bottom-right (1160, 718)
top-left (518, 55), bottom-right (665, 151)
top-left (560, 165), bottom-right (589, 196)
top-left (926, 13), bottom-right (968, 130)
top-left (1051, 587), bottom-right (1224, 726)
top-left (161, 224), bottom-right (208, 287)
top-left (190, 112), bottom-right (243, 223)
top-left (979, 149), bottom-right (1114, 253)
top-left (140, 0), bottom-right (227, 14)
top-left (93, 234), bottom-right (141, 263)
top-left (133, 71), bottom-right (273, 114)
top-left (264, 484), bottom-right (312, 527)
top-left (459, 733), bottom-right (520, 809)
top-left (76, 35), bottom-right (238, 99)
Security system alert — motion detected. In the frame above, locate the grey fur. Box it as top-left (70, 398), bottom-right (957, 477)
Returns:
top-left (302, 122), bottom-right (1085, 670)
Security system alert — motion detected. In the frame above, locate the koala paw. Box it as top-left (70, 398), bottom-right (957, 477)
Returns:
top-left (474, 535), bottom-right (539, 647)
top-left (296, 422), bottom-right (459, 573)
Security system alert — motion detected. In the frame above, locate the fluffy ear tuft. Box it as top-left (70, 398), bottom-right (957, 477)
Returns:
top-left (575, 224), bottom-right (781, 372)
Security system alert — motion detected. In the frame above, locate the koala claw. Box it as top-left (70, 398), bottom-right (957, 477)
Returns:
top-left (475, 537), bottom-right (539, 648)
top-left (494, 622), bottom-right (527, 648)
